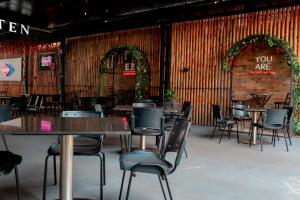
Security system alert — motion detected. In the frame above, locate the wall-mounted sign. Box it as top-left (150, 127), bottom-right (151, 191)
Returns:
top-left (249, 56), bottom-right (276, 75)
top-left (39, 52), bottom-right (58, 71)
top-left (0, 58), bottom-right (22, 81)
top-left (123, 63), bottom-right (136, 76)
top-left (0, 19), bottom-right (29, 35)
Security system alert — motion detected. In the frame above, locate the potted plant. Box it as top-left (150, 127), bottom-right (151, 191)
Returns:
top-left (164, 89), bottom-right (180, 111)
top-left (164, 89), bottom-right (177, 101)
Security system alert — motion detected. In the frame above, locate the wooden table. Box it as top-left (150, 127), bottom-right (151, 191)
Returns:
top-left (0, 116), bottom-right (131, 200)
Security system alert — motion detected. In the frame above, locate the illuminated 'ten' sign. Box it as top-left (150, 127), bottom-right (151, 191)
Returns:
top-left (0, 19), bottom-right (29, 35)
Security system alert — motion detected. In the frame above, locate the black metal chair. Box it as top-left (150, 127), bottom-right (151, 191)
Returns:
top-left (251, 109), bottom-right (289, 152)
top-left (282, 106), bottom-right (293, 145)
top-left (211, 104), bottom-right (238, 144)
top-left (129, 107), bottom-right (165, 154)
top-left (0, 105), bottom-right (22, 200)
top-left (42, 111), bottom-right (105, 200)
top-left (119, 118), bottom-right (192, 200)
top-left (166, 101), bottom-right (192, 157)
top-left (274, 93), bottom-right (290, 109)
top-left (232, 104), bottom-right (252, 130)
top-left (10, 95), bottom-right (28, 118)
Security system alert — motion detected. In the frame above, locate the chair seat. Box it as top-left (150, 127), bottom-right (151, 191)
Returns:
top-left (48, 142), bottom-right (101, 156)
top-left (252, 123), bottom-right (283, 129)
top-left (0, 151), bottom-right (22, 175)
top-left (119, 150), bottom-right (172, 174)
top-left (233, 116), bottom-right (252, 121)
top-left (133, 128), bottom-right (161, 136)
top-left (216, 118), bottom-right (237, 125)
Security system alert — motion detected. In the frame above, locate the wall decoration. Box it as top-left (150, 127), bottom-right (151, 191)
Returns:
top-left (222, 34), bottom-right (300, 132)
top-left (39, 52), bottom-right (58, 71)
top-left (100, 46), bottom-right (150, 102)
top-left (0, 57), bottom-right (22, 81)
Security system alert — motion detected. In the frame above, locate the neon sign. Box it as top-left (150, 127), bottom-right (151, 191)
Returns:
top-left (250, 56), bottom-right (275, 75)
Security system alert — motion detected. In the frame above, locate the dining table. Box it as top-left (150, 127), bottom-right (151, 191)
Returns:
top-left (0, 115), bottom-right (131, 200)
top-left (244, 107), bottom-right (266, 144)
top-left (249, 93), bottom-right (272, 108)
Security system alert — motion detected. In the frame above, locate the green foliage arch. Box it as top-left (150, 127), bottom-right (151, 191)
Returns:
top-left (99, 46), bottom-right (150, 102)
top-left (222, 34), bottom-right (300, 132)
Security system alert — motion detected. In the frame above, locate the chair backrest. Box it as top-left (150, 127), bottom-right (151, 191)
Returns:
top-left (164, 118), bottom-right (191, 173)
top-left (60, 110), bottom-right (104, 141)
top-left (232, 104), bottom-right (250, 118)
top-left (11, 96), bottom-right (28, 111)
top-left (132, 107), bottom-right (164, 130)
top-left (212, 104), bottom-right (223, 121)
top-left (0, 105), bottom-right (12, 150)
top-left (264, 109), bottom-right (287, 126)
top-left (94, 104), bottom-right (104, 117)
top-left (181, 101), bottom-right (192, 120)
top-left (61, 110), bottom-right (102, 118)
top-left (81, 97), bottom-right (98, 111)
top-left (132, 102), bottom-right (156, 108)
top-left (285, 93), bottom-right (291, 105)
top-left (143, 99), bottom-right (155, 103)
top-left (282, 106), bottom-right (293, 125)
top-left (0, 105), bottom-right (12, 122)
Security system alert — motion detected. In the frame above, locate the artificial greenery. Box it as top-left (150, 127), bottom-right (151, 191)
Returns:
top-left (164, 89), bottom-right (177, 101)
top-left (99, 46), bottom-right (150, 102)
top-left (222, 34), bottom-right (300, 133)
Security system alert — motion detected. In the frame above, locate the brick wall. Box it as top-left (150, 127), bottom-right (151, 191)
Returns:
top-left (232, 46), bottom-right (291, 108)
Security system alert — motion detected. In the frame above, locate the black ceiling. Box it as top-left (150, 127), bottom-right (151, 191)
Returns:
top-left (0, 0), bottom-right (298, 38)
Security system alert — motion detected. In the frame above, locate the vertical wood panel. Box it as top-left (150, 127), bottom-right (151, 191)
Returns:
top-left (66, 26), bottom-right (161, 98)
top-left (171, 6), bottom-right (300, 125)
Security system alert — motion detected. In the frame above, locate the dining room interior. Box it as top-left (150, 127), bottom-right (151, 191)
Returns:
top-left (0, 0), bottom-right (300, 200)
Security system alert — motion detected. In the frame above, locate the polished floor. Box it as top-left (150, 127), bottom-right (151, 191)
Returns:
top-left (0, 126), bottom-right (299, 200)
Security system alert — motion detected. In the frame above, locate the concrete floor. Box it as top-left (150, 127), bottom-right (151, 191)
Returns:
top-left (0, 126), bottom-right (300, 200)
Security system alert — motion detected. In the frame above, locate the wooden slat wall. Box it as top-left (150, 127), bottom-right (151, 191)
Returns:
top-left (0, 41), bottom-right (61, 96)
top-left (171, 6), bottom-right (300, 126)
top-left (65, 26), bottom-right (161, 98)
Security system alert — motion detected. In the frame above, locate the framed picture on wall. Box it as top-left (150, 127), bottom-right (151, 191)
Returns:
top-left (39, 52), bottom-right (59, 71)
top-left (0, 57), bottom-right (22, 81)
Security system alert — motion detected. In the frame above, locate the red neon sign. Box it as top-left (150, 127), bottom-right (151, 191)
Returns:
top-left (123, 70), bottom-right (136, 76)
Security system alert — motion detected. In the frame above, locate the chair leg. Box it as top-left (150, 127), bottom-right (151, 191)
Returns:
top-left (43, 155), bottom-right (50, 200)
top-left (218, 126), bottom-right (226, 144)
top-left (287, 128), bottom-right (292, 145)
top-left (97, 154), bottom-right (103, 200)
top-left (211, 123), bottom-right (217, 139)
top-left (260, 129), bottom-right (264, 152)
top-left (101, 152), bottom-right (106, 185)
top-left (118, 171), bottom-right (126, 200)
top-left (249, 126), bottom-right (253, 147)
top-left (283, 129), bottom-right (289, 152)
top-left (184, 147), bottom-right (188, 158)
top-left (53, 155), bottom-right (57, 185)
top-left (236, 123), bottom-right (239, 144)
top-left (164, 174), bottom-right (173, 200)
top-left (158, 174), bottom-right (167, 200)
top-left (14, 166), bottom-right (21, 200)
top-left (120, 135), bottom-right (124, 151)
top-left (228, 126), bottom-right (232, 141)
top-left (125, 172), bottom-right (134, 200)
top-left (273, 131), bottom-right (277, 147)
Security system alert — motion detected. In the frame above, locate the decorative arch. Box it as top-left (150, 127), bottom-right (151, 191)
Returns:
top-left (99, 46), bottom-right (150, 102)
top-left (222, 34), bottom-right (300, 132)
